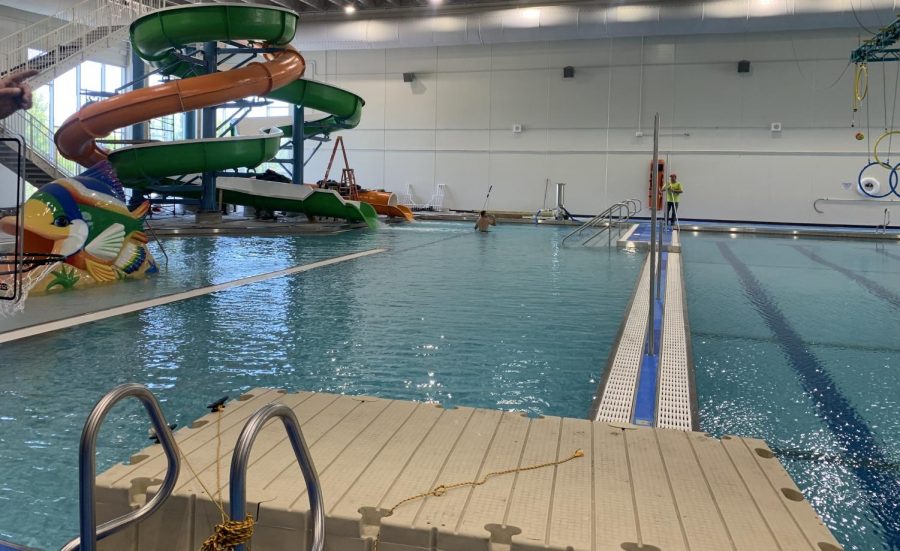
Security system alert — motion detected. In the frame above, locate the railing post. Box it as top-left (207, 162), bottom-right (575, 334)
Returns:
top-left (292, 103), bottom-right (304, 184)
top-left (646, 113), bottom-right (659, 356)
top-left (230, 404), bottom-right (325, 551)
top-left (59, 384), bottom-right (180, 551)
top-left (199, 41), bottom-right (221, 221)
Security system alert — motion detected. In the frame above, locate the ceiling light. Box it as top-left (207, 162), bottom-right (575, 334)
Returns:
top-left (344, 5), bottom-right (356, 14)
top-left (522, 8), bottom-right (540, 20)
top-left (428, 0), bottom-right (443, 5)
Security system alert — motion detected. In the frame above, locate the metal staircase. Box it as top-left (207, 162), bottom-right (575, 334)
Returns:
top-left (0, 0), bottom-right (170, 185)
top-left (0, 109), bottom-right (73, 185)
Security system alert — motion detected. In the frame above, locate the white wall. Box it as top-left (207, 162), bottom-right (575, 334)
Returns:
top-left (255, 28), bottom-right (897, 226)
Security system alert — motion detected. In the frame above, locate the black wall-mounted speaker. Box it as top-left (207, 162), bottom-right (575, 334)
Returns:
top-left (403, 72), bottom-right (415, 82)
top-left (737, 60), bottom-right (751, 73)
top-left (563, 66), bottom-right (575, 78)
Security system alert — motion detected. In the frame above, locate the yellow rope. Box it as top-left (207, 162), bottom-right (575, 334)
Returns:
top-left (175, 404), bottom-right (256, 551)
top-left (372, 449), bottom-right (585, 551)
top-left (199, 517), bottom-right (255, 551)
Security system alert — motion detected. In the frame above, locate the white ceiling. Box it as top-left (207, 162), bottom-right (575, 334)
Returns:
top-left (2, 0), bottom-right (897, 50)
top-left (291, 0), bottom-right (899, 50)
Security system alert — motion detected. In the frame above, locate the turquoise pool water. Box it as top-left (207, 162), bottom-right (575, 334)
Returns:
top-left (0, 222), bottom-right (641, 549)
top-left (683, 234), bottom-right (900, 551)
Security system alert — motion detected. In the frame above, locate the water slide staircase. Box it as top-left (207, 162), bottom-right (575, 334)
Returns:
top-left (0, 0), bottom-right (166, 186)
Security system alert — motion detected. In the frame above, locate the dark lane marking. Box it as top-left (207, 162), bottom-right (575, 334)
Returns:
top-left (793, 245), bottom-right (900, 309)
top-left (717, 242), bottom-right (900, 549)
top-left (691, 330), bottom-right (900, 355)
top-left (878, 248), bottom-right (900, 264)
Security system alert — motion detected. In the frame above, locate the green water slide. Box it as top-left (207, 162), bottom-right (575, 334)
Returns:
top-left (105, 4), bottom-right (374, 227)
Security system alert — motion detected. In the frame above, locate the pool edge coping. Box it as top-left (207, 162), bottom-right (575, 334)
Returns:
top-left (0, 248), bottom-right (386, 345)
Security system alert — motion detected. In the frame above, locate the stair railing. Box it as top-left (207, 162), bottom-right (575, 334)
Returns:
top-left (1, 0), bottom-right (169, 78)
top-left (0, 109), bottom-right (76, 179)
top-left (561, 198), bottom-right (641, 247)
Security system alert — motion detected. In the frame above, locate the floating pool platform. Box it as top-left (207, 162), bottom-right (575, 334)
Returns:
top-left (618, 223), bottom-right (681, 252)
top-left (593, 244), bottom-right (697, 431)
top-left (95, 388), bottom-right (842, 551)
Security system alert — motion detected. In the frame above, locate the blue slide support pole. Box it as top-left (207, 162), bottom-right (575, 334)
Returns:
top-left (292, 104), bottom-right (304, 184)
top-left (200, 41), bottom-right (218, 213)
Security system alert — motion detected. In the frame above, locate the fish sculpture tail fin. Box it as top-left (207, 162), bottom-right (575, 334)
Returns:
top-left (78, 161), bottom-right (127, 203)
top-left (130, 201), bottom-right (150, 221)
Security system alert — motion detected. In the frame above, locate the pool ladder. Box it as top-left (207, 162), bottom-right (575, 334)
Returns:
top-left (561, 198), bottom-right (642, 247)
top-left (876, 207), bottom-right (890, 234)
top-left (57, 384), bottom-right (324, 551)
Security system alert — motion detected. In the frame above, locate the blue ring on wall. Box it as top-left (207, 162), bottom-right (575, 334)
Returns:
top-left (858, 161), bottom-right (894, 198)
top-left (888, 161), bottom-right (900, 197)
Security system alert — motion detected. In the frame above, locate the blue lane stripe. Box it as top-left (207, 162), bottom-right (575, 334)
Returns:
top-left (877, 248), bottom-right (900, 265)
top-left (632, 252), bottom-right (667, 426)
top-left (718, 242), bottom-right (900, 549)
top-left (793, 245), bottom-right (900, 309)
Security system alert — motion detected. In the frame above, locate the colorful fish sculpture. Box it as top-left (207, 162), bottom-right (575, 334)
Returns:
top-left (0, 161), bottom-right (157, 294)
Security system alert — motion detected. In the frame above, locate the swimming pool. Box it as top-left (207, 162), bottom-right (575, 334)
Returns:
top-left (0, 222), bottom-right (642, 549)
top-left (683, 233), bottom-right (900, 551)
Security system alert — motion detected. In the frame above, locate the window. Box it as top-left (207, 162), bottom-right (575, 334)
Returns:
top-left (81, 61), bottom-right (102, 98)
top-left (104, 64), bottom-right (123, 94)
top-left (52, 68), bottom-right (77, 129)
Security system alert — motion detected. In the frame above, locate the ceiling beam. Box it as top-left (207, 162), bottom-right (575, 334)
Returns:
top-left (296, 0), bottom-right (327, 10)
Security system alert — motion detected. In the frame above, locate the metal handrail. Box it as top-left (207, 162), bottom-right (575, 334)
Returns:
top-left (561, 203), bottom-right (621, 246)
top-left (230, 403), bottom-right (325, 551)
top-left (1, 0), bottom-right (103, 56)
top-left (562, 198), bottom-right (640, 247)
top-left (625, 198), bottom-right (642, 216)
top-left (1, 0), bottom-right (168, 77)
top-left (60, 384), bottom-right (180, 551)
top-left (877, 207), bottom-right (890, 234)
top-left (0, 109), bottom-right (77, 178)
top-left (582, 202), bottom-right (633, 247)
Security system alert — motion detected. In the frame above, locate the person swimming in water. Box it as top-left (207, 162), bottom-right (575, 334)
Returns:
top-left (474, 210), bottom-right (496, 232)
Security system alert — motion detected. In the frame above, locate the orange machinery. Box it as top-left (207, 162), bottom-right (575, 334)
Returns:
top-left (321, 136), bottom-right (414, 221)
top-left (648, 159), bottom-right (665, 211)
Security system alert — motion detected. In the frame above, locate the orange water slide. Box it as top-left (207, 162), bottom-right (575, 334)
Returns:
top-left (54, 49), bottom-right (306, 168)
top-left (356, 190), bottom-right (415, 221)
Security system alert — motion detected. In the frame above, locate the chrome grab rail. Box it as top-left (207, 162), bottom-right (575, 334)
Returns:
top-left (562, 198), bottom-right (640, 247)
top-left (877, 207), bottom-right (890, 234)
top-left (561, 203), bottom-right (621, 246)
top-left (60, 384), bottom-right (180, 551)
top-left (625, 198), bottom-right (642, 216)
top-left (583, 202), bottom-right (627, 246)
top-left (230, 403), bottom-right (325, 551)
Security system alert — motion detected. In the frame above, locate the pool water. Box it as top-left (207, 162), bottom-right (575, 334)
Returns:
top-left (683, 234), bottom-right (900, 551)
top-left (0, 222), bottom-right (641, 549)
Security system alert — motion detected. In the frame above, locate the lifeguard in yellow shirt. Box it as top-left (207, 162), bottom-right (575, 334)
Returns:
top-left (663, 173), bottom-right (683, 227)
